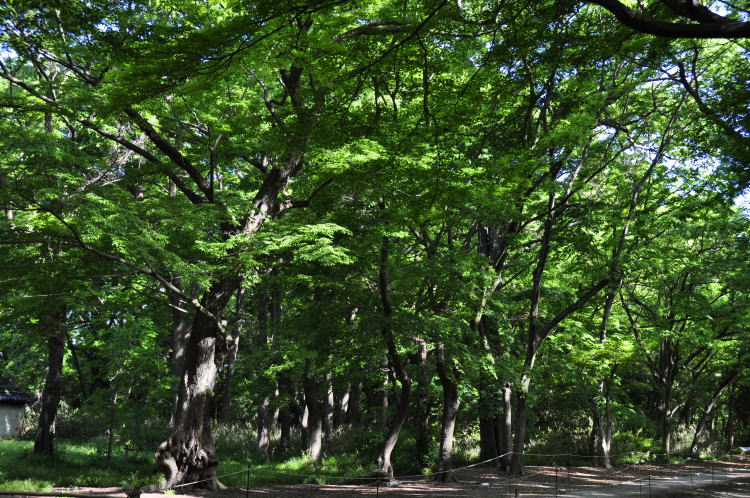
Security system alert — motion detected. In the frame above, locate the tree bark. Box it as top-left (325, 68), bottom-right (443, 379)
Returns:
top-left (586, 0), bottom-right (750, 38)
top-left (304, 372), bottom-right (323, 463)
top-left (323, 374), bottom-right (334, 438)
top-left (689, 370), bottom-right (738, 458)
top-left (335, 382), bottom-right (350, 428)
top-left (255, 293), bottom-right (271, 458)
top-left (725, 383), bottom-right (735, 453)
top-left (478, 375), bottom-right (501, 466)
top-left (34, 307), bottom-right (67, 457)
top-left (414, 338), bottom-right (430, 469)
top-left (168, 277), bottom-right (191, 428)
top-left (511, 370), bottom-right (531, 476)
top-left (347, 381), bottom-right (362, 425)
top-left (656, 339), bottom-right (679, 455)
top-left (375, 232), bottom-right (412, 477)
top-left (218, 325), bottom-right (240, 422)
top-left (593, 379), bottom-right (613, 468)
top-left (277, 373), bottom-right (292, 453)
top-left (300, 396), bottom-right (309, 451)
top-left (500, 380), bottom-right (512, 470)
top-left (367, 369), bottom-right (389, 429)
top-left (155, 276), bottom-right (237, 489)
top-left (434, 343), bottom-right (460, 482)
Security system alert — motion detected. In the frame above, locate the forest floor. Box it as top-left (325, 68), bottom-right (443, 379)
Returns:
top-left (39, 455), bottom-right (750, 497)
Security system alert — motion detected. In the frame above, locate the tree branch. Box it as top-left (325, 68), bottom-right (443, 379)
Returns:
top-left (587, 0), bottom-right (750, 38)
top-left (123, 108), bottom-right (214, 201)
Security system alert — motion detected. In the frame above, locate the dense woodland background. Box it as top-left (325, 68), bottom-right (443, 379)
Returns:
top-left (1, 0), bottom-right (750, 489)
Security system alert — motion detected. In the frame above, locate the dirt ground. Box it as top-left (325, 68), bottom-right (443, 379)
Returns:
top-left (33, 455), bottom-right (750, 498)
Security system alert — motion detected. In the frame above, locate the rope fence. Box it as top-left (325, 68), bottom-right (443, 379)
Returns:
top-left (153, 450), bottom-right (750, 497)
top-left (1, 450), bottom-right (745, 497)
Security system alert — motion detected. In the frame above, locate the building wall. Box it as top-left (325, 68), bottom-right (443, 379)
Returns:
top-left (0, 404), bottom-right (24, 438)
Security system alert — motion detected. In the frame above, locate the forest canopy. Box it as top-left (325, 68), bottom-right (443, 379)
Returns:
top-left (1, 0), bottom-right (749, 488)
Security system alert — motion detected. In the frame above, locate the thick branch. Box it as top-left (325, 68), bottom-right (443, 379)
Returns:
top-left (79, 119), bottom-right (207, 204)
top-left (123, 108), bottom-right (214, 201)
top-left (587, 0), bottom-right (750, 38)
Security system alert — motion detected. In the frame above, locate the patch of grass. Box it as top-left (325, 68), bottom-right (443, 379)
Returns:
top-left (0, 439), bottom-right (162, 491)
top-left (214, 427), bottom-right (382, 487)
top-left (0, 480), bottom-right (54, 492)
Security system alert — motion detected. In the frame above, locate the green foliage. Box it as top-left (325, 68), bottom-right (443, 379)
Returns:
top-left (1, 0), bottom-right (750, 486)
top-left (0, 440), bottom-right (161, 490)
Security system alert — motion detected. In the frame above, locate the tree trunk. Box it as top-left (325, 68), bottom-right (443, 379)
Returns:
top-left (587, 415), bottom-right (598, 461)
top-left (656, 340), bottom-right (678, 455)
top-left (435, 344), bottom-right (460, 482)
top-left (510, 371), bottom-right (530, 476)
top-left (65, 332), bottom-right (88, 405)
top-left (323, 374), bottom-right (334, 438)
top-left (300, 398), bottom-right (309, 451)
top-left (375, 231), bottom-right (412, 477)
top-left (347, 381), bottom-right (362, 425)
top-left (689, 370), bottom-right (738, 458)
top-left (255, 293), bottom-right (271, 458)
top-left (168, 278), bottom-right (191, 428)
top-left (34, 308), bottom-right (67, 457)
top-left (500, 380), bottom-right (512, 470)
top-left (304, 373), bottom-right (323, 463)
top-left (414, 338), bottom-right (430, 469)
top-left (594, 379), bottom-right (613, 468)
top-left (478, 374), bottom-right (500, 467)
top-left (256, 397), bottom-right (271, 459)
top-left (218, 327), bottom-right (240, 422)
top-left (277, 373), bottom-right (292, 453)
top-left (155, 276), bottom-right (237, 489)
top-left (375, 380), bottom-right (411, 477)
top-left (725, 383), bottom-right (735, 452)
top-left (477, 319), bottom-right (501, 467)
top-left (335, 382), bottom-right (350, 428)
top-left (367, 367), bottom-right (389, 429)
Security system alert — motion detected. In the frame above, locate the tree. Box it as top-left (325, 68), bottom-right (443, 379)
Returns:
top-left (586, 0), bottom-right (750, 38)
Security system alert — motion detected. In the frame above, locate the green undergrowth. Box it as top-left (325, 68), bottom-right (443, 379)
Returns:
top-left (213, 424), bottom-right (383, 486)
top-left (4, 423), bottom-right (729, 492)
top-left (0, 439), bottom-right (162, 491)
top-left (217, 453), bottom-right (377, 487)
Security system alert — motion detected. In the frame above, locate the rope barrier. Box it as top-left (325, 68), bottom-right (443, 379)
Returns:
top-left (169, 468), bottom-right (252, 489)
top-left (159, 449), bottom-right (743, 494)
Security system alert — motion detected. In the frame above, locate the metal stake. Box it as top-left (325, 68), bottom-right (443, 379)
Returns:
top-left (246, 466), bottom-right (250, 498)
top-left (555, 465), bottom-right (558, 497)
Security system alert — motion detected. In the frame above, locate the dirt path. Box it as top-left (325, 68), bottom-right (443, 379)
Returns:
top-left (565, 468), bottom-right (750, 497)
top-left (36, 456), bottom-right (750, 498)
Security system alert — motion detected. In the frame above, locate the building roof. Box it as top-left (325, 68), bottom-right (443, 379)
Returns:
top-left (0, 385), bottom-right (36, 405)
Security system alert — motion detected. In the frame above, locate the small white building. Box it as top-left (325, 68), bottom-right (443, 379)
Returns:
top-left (0, 385), bottom-right (35, 438)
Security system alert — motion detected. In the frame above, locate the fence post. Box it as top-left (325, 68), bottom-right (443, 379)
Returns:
top-left (648, 474), bottom-right (652, 498)
top-left (246, 465), bottom-right (250, 498)
top-left (555, 465), bottom-right (558, 497)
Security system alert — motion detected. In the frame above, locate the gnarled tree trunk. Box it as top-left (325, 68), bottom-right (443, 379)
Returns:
top-left (155, 276), bottom-right (237, 489)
